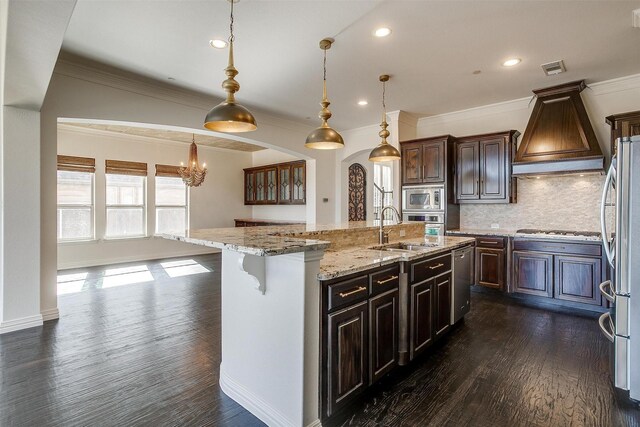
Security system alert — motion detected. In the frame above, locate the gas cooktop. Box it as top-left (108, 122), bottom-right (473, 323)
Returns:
top-left (516, 229), bottom-right (601, 237)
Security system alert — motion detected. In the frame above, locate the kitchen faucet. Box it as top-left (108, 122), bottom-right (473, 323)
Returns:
top-left (379, 205), bottom-right (402, 244)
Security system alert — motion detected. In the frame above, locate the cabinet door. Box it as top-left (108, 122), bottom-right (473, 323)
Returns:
top-left (327, 301), bottom-right (368, 417)
top-left (278, 164), bottom-right (292, 204)
top-left (456, 141), bottom-right (479, 200)
top-left (410, 280), bottom-right (433, 360)
top-left (254, 170), bottom-right (266, 203)
top-left (475, 247), bottom-right (505, 289)
top-left (554, 255), bottom-right (602, 306)
top-left (264, 167), bottom-right (278, 204)
top-left (402, 144), bottom-right (423, 185)
top-left (369, 289), bottom-right (398, 383)
top-left (434, 275), bottom-right (451, 338)
top-left (291, 162), bottom-right (306, 204)
top-left (479, 137), bottom-right (506, 200)
top-left (422, 141), bottom-right (445, 183)
top-left (244, 170), bottom-right (256, 205)
top-left (513, 251), bottom-right (554, 297)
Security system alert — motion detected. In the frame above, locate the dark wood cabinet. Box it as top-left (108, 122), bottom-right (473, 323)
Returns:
top-left (434, 275), bottom-right (451, 338)
top-left (244, 161), bottom-right (305, 205)
top-left (554, 255), bottom-right (601, 306)
top-left (369, 289), bottom-right (398, 383)
top-left (456, 141), bottom-right (479, 200)
top-left (513, 250), bottom-right (554, 297)
top-left (327, 301), bottom-right (368, 416)
top-left (512, 239), bottom-right (606, 308)
top-left (476, 247), bottom-right (505, 289)
top-left (410, 280), bottom-right (434, 359)
top-left (401, 137), bottom-right (451, 186)
top-left (606, 110), bottom-right (640, 156)
top-left (455, 131), bottom-right (519, 204)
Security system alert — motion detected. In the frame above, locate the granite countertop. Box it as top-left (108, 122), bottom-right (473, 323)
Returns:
top-left (318, 235), bottom-right (476, 281)
top-left (447, 228), bottom-right (603, 242)
top-left (159, 221), bottom-right (414, 257)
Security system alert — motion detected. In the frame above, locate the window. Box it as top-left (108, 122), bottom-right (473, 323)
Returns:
top-left (373, 163), bottom-right (393, 220)
top-left (155, 176), bottom-right (188, 236)
top-left (57, 155), bottom-right (95, 241)
top-left (105, 160), bottom-right (147, 238)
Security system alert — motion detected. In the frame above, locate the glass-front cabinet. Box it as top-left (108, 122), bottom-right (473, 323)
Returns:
top-left (244, 161), bottom-right (305, 206)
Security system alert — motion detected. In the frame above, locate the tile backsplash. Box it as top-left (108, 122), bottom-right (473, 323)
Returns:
top-left (460, 174), bottom-right (612, 232)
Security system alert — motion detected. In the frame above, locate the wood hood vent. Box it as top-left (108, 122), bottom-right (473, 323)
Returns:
top-left (512, 80), bottom-right (604, 176)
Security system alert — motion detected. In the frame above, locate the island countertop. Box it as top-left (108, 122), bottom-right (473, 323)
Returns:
top-left (159, 221), bottom-right (419, 257)
top-left (318, 235), bottom-right (476, 281)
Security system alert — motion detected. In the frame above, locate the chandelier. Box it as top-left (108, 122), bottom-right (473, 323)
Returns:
top-left (179, 134), bottom-right (207, 187)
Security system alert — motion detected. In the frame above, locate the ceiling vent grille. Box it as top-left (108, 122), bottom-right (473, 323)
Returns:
top-left (541, 60), bottom-right (566, 76)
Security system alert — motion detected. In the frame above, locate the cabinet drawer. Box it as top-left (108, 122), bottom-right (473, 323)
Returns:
top-left (369, 265), bottom-right (400, 296)
top-left (476, 236), bottom-right (505, 249)
top-left (327, 275), bottom-right (369, 312)
top-left (411, 253), bottom-right (452, 284)
top-left (513, 240), bottom-right (601, 256)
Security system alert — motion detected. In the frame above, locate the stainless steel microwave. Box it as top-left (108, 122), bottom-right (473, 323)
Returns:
top-left (402, 185), bottom-right (444, 212)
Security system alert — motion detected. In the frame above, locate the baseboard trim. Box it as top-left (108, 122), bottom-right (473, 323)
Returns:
top-left (0, 314), bottom-right (43, 334)
top-left (220, 366), bottom-right (321, 427)
top-left (41, 308), bottom-right (60, 321)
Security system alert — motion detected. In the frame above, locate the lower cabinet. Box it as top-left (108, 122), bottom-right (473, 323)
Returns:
top-left (513, 250), bottom-right (553, 297)
top-left (369, 289), bottom-right (399, 383)
top-left (410, 280), bottom-right (434, 359)
top-left (554, 255), bottom-right (601, 305)
top-left (327, 301), bottom-right (368, 417)
top-left (474, 237), bottom-right (506, 289)
top-left (434, 275), bottom-right (451, 338)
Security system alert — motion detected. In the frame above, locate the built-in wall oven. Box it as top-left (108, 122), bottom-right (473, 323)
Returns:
top-left (402, 185), bottom-right (444, 212)
top-left (402, 211), bottom-right (444, 235)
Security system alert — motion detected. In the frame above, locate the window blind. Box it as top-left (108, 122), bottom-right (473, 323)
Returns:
top-left (57, 155), bottom-right (96, 173)
top-left (155, 164), bottom-right (181, 178)
top-left (105, 160), bottom-right (147, 176)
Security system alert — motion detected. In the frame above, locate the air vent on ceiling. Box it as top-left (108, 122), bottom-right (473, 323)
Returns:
top-left (541, 60), bottom-right (566, 76)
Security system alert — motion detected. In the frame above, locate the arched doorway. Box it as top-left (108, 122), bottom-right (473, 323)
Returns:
top-left (348, 163), bottom-right (367, 221)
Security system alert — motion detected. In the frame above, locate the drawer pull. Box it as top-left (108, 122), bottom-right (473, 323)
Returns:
top-left (339, 286), bottom-right (367, 298)
top-left (376, 275), bottom-right (399, 285)
top-left (428, 263), bottom-right (444, 270)
top-left (480, 241), bottom-right (499, 245)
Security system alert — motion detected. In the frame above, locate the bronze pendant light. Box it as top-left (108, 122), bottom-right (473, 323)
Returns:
top-left (204, 0), bottom-right (257, 133)
top-left (305, 38), bottom-right (344, 149)
top-left (369, 75), bottom-right (401, 162)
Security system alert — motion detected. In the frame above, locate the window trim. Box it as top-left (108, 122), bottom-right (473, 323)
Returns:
top-left (104, 173), bottom-right (147, 239)
top-left (57, 170), bottom-right (95, 242)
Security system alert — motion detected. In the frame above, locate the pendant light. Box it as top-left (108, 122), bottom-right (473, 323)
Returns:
top-left (305, 38), bottom-right (344, 149)
top-left (204, 0), bottom-right (257, 133)
top-left (178, 134), bottom-right (208, 187)
top-left (369, 75), bottom-right (401, 162)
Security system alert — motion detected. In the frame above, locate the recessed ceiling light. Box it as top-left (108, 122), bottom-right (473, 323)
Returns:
top-left (209, 39), bottom-right (228, 49)
top-left (536, 176), bottom-right (541, 179)
top-left (358, 100), bottom-right (368, 106)
top-left (502, 58), bottom-right (521, 67)
top-left (375, 27), bottom-right (392, 37)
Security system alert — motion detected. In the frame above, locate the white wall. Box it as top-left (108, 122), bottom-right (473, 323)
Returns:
top-left (250, 149), bottom-right (306, 221)
top-left (56, 126), bottom-right (252, 269)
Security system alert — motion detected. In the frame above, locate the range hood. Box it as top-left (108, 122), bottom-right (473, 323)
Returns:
top-left (512, 80), bottom-right (604, 176)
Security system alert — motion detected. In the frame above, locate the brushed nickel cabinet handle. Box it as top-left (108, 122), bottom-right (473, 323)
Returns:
top-left (428, 263), bottom-right (444, 270)
top-left (376, 275), bottom-right (399, 285)
top-left (339, 286), bottom-right (367, 298)
top-left (480, 241), bottom-right (499, 245)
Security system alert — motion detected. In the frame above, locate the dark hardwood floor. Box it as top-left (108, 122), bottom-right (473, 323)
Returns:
top-left (1, 254), bottom-right (639, 426)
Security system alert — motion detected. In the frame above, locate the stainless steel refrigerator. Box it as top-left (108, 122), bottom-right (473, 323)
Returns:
top-left (599, 135), bottom-right (640, 401)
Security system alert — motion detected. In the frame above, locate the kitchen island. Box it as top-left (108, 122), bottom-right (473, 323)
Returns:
top-left (160, 222), bottom-right (474, 427)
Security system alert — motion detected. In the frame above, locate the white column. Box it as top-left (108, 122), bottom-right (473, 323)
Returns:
top-left (0, 106), bottom-right (43, 333)
top-left (219, 249), bottom-right (324, 427)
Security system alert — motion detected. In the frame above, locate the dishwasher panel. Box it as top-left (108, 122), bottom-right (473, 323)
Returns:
top-left (452, 246), bottom-right (474, 324)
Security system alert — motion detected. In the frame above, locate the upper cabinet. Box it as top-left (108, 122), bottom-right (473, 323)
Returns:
top-left (455, 130), bottom-right (519, 204)
top-left (606, 110), bottom-right (640, 157)
top-left (401, 136), bottom-right (453, 186)
top-left (244, 160), bottom-right (305, 205)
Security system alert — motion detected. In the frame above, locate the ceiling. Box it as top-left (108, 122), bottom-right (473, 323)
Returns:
top-left (62, 123), bottom-right (266, 152)
top-left (61, 0), bottom-right (640, 130)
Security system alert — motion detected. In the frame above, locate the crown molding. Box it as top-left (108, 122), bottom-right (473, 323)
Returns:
top-left (587, 73), bottom-right (640, 96)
